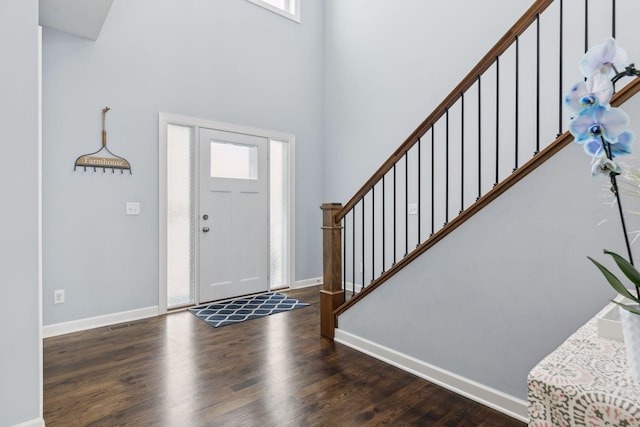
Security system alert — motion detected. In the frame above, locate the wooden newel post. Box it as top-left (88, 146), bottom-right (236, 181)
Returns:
top-left (320, 203), bottom-right (344, 339)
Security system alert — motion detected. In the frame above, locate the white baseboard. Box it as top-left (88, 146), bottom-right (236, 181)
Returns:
top-left (43, 306), bottom-right (159, 338)
top-left (290, 276), bottom-right (322, 289)
top-left (342, 281), bottom-right (363, 294)
top-left (334, 329), bottom-right (529, 423)
top-left (289, 278), bottom-right (365, 294)
top-left (12, 417), bottom-right (45, 427)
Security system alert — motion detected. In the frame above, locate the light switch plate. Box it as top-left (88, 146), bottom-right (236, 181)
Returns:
top-left (408, 203), bottom-right (418, 215)
top-left (126, 202), bottom-right (141, 215)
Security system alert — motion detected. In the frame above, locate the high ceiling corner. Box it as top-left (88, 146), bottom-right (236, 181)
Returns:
top-left (39, 0), bottom-right (113, 41)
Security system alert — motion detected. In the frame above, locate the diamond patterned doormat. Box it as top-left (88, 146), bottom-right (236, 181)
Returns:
top-left (188, 292), bottom-right (309, 328)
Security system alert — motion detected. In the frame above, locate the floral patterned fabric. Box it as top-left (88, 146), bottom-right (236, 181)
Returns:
top-left (528, 309), bottom-right (640, 426)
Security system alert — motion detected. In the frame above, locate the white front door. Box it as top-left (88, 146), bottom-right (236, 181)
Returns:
top-left (198, 128), bottom-right (269, 303)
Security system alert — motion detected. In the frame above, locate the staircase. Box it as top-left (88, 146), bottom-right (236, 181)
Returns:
top-left (322, 0), bottom-right (640, 338)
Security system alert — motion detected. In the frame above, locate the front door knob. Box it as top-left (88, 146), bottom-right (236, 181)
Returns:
top-left (202, 226), bottom-right (210, 233)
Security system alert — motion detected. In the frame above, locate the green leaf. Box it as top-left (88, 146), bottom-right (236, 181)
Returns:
top-left (587, 256), bottom-right (639, 302)
top-left (611, 299), bottom-right (640, 315)
top-left (604, 250), bottom-right (640, 289)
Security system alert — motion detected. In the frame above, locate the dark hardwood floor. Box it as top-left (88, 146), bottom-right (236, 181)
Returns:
top-left (44, 286), bottom-right (526, 426)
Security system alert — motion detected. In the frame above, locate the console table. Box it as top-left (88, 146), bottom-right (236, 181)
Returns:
top-left (528, 309), bottom-right (640, 426)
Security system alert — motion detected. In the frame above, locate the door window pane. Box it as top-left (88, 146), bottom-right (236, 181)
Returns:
top-left (210, 141), bottom-right (257, 180)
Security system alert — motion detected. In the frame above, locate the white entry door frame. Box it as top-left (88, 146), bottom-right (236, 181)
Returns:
top-left (158, 113), bottom-right (296, 313)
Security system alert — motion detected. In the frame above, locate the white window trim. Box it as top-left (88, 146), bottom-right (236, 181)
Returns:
top-left (247, 0), bottom-right (300, 23)
top-left (158, 113), bottom-right (296, 314)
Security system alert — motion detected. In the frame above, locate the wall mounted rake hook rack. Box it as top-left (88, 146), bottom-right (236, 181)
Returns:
top-left (74, 107), bottom-right (132, 174)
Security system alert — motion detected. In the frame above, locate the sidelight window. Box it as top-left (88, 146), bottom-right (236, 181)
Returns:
top-left (247, 0), bottom-right (300, 22)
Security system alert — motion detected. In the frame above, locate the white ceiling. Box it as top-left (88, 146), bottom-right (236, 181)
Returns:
top-left (39, 0), bottom-right (113, 41)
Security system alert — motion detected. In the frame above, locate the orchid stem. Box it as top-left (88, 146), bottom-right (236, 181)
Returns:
top-left (610, 173), bottom-right (634, 264)
top-left (603, 138), bottom-right (640, 301)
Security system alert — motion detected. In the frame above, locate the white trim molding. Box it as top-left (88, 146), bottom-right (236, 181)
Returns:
top-left (291, 277), bottom-right (322, 289)
top-left (341, 281), bottom-right (363, 295)
top-left (13, 418), bottom-right (45, 427)
top-left (246, 0), bottom-right (300, 23)
top-left (289, 278), bottom-right (360, 291)
top-left (37, 25), bottom-right (44, 422)
top-left (43, 306), bottom-right (158, 338)
top-left (334, 329), bottom-right (529, 423)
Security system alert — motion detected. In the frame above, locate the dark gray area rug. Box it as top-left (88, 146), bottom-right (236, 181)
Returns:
top-left (188, 292), bottom-right (309, 328)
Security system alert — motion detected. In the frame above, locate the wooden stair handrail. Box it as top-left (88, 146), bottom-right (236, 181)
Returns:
top-left (333, 77), bottom-right (640, 319)
top-left (336, 0), bottom-right (554, 222)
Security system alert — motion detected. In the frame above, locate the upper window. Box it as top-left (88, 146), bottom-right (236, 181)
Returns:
top-left (247, 0), bottom-right (300, 22)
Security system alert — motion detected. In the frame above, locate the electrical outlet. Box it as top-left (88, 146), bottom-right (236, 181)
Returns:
top-left (54, 289), bottom-right (65, 304)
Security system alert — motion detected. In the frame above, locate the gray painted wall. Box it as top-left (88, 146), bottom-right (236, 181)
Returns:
top-left (327, 0), bottom-right (640, 402)
top-left (0, 0), bottom-right (42, 425)
top-left (338, 134), bottom-right (640, 399)
top-left (42, 0), bottom-right (324, 325)
top-left (323, 0), bottom-right (536, 203)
